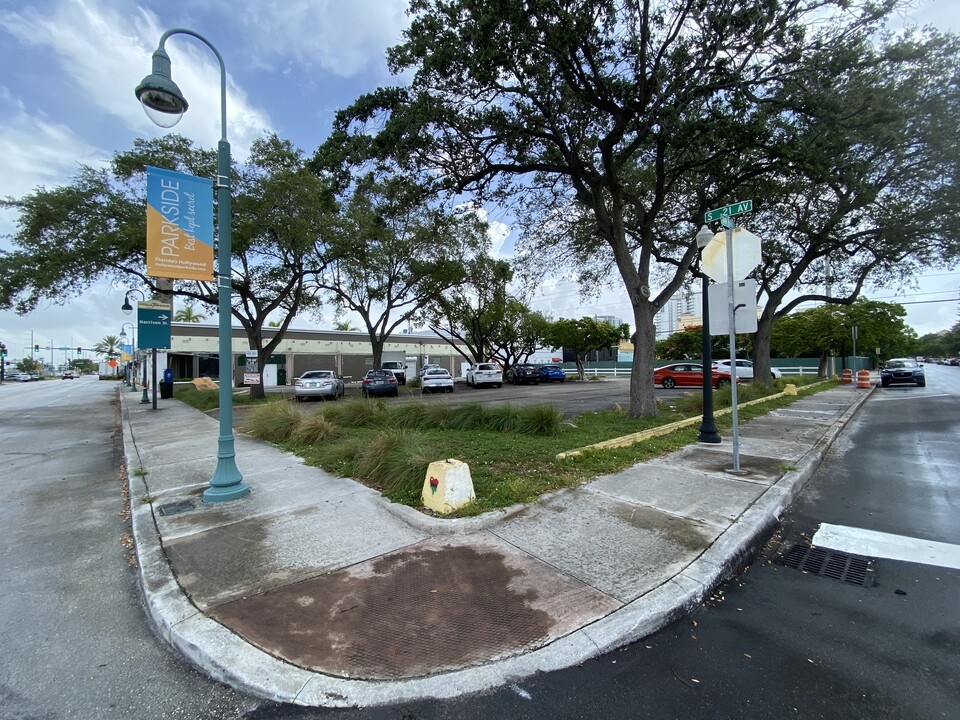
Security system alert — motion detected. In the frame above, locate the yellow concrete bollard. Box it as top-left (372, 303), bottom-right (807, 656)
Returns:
top-left (422, 459), bottom-right (475, 514)
top-left (784, 383), bottom-right (797, 396)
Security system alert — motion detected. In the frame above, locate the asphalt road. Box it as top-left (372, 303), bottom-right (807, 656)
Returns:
top-left (0, 377), bottom-right (260, 720)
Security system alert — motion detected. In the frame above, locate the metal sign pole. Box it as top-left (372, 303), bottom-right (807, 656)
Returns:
top-left (725, 220), bottom-right (741, 472)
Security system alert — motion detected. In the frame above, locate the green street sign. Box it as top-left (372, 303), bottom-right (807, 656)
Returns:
top-left (138, 301), bottom-right (172, 350)
top-left (705, 199), bottom-right (753, 223)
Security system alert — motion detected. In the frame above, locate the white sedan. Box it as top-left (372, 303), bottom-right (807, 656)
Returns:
top-left (712, 359), bottom-right (782, 380)
top-left (421, 368), bottom-right (454, 394)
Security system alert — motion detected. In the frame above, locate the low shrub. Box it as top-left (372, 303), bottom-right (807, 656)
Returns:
top-left (515, 403), bottom-right (564, 435)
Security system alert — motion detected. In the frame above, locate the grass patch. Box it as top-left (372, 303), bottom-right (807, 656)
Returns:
top-left (208, 379), bottom-right (839, 517)
top-left (246, 400), bottom-right (304, 443)
top-left (174, 384), bottom-right (278, 411)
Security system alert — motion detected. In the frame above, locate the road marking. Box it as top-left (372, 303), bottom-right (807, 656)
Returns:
top-left (813, 523), bottom-right (960, 570)
top-left (871, 393), bottom-right (953, 401)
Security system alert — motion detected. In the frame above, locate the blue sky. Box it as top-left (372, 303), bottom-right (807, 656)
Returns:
top-left (1, 0), bottom-right (958, 363)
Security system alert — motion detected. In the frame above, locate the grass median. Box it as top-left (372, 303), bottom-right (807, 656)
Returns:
top-left (177, 376), bottom-right (833, 517)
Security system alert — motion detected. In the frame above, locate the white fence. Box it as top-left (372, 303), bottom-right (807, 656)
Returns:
top-left (579, 365), bottom-right (822, 378)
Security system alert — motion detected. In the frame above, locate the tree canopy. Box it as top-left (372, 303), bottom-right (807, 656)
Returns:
top-left (325, 0), bottom-right (908, 416)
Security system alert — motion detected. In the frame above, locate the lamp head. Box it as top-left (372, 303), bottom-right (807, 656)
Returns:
top-left (119, 329), bottom-right (128, 341)
top-left (696, 224), bottom-right (714, 250)
top-left (135, 47), bottom-right (188, 128)
top-left (121, 296), bottom-right (134, 315)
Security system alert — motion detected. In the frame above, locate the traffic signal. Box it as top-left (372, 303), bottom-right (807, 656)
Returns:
top-left (34, 344), bottom-right (39, 352)
top-left (0, 343), bottom-right (6, 357)
top-left (76, 347), bottom-right (82, 355)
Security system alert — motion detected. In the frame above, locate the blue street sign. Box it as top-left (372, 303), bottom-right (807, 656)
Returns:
top-left (138, 301), bottom-right (172, 350)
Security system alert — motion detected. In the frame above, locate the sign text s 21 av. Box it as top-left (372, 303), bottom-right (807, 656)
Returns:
top-left (704, 199), bottom-right (753, 224)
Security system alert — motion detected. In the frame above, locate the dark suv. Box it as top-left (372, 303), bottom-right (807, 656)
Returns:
top-left (380, 361), bottom-right (406, 385)
top-left (880, 358), bottom-right (925, 388)
top-left (506, 363), bottom-right (540, 385)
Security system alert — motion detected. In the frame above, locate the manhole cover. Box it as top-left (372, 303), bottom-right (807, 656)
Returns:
top-left (157, 500), bottom-right (195, 516)
top-left (778, 543), bottom-right (874, 587)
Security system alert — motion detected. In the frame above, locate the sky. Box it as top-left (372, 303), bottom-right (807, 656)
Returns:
top-left (1, 0), bottom-right (958, 365)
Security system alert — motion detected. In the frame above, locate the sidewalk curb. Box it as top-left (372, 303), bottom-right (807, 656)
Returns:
top-left (121, 382), bottom-right (874, 708)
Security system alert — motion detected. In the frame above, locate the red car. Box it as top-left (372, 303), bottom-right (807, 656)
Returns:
top-left (654, 363), bottom-right (738, 389)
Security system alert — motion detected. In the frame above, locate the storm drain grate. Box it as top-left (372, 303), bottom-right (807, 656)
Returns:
top-left (779, 543), bottom-right (873, 587)
top-left (157, 500), bottom-right (196, 516)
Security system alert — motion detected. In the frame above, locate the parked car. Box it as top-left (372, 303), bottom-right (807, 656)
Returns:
top-left (506, 363), bottom-right (540, 385)
top-left (380, 361), bottom-right (407, 385)
top-left (62, 370), bottom-right (78, 379)
top-left (466, 362), bottom-right (503, 389)
top-left (880, 358), bottom-right (925, 388)
top-left (712, 358), bottom-right (782, 380)
top-left (420, 367), bottom-right (454, 394)
top-left (654, 363), bottom-right (738, 389)
top-left (294, 370), bottom-right (344, 401)
top-left (361, 369), bottom-right (400, 397)
top-left (419, 363), bottom-right (441, 377)
top-left (9, 372), bottom-right (31, 382)
top-left (537, 365), bottom-right (567, 383)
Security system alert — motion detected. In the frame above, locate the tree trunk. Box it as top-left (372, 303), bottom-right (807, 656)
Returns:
top-left (752, 312), bottom-right (776, 387)
top-left (629, 305), bottom-right (658, 417)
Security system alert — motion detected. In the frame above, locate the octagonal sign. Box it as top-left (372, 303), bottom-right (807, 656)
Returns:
top-left (701, 228), bottom-right (762, 283)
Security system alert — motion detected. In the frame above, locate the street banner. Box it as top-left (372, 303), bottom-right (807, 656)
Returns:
top-left (145, 166), bottom-right (214, 281)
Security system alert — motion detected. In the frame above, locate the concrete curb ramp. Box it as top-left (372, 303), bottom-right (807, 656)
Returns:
top-left (121, 381), bottom-right (872, 707)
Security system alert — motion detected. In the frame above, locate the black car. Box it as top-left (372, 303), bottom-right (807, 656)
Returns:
top-left (506, 363), bottom-right (540, 385)
top-left (361, 369), bottom-right (400, 397)
top-left (880, 358), bottom-right (925, 388)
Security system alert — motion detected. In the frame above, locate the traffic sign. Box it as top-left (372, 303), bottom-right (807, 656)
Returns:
top-left (137, 301), bottom-right (172, 350)
top-left (701, 228), bottom-right (762, 283)
top-left (708, 280), bottom-right (759, 335)
top-left (705, 199), bottom-right (752, 224)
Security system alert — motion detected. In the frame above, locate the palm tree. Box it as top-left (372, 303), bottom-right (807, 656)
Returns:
top-left (93, 335), bottom-right (121, 375)
top-left (174, 305), bottom-right (205, 322)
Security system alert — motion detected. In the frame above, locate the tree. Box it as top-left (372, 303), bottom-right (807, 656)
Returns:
top-left (742, 30), bottom-right (960, 384)
top-left (543, 317), bottom-right (629, 381)
top-left (487, 300), bottom-right (552, 373)
top-left (174, 305), bottom-right (205, 322)
top-left (310, 176), bottom-right (486, 367)
top-left (655, 327), bottom-right (728, 362)
top-left (93, 335), bottom-right (122, 376)
top-left (429, 254), bottom-right (513, 363)
top-left (771, 300), bottom-right (917, 373)
top-left (0, 134), bottom-right (335, 400)
top-left (327, 0), bottom-right (893, 417)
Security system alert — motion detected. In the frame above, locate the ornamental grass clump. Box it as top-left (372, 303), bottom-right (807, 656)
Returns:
top-left (292, 413), bottom-right (338, 444)
top-left (247, 400), bottom-right (304, 443)
top-left (515, 403), bottom-right (564, 435)
top-left (484, 403), bottom-right (521, 432)
top-left (356, 429), bottom-right (430, 503)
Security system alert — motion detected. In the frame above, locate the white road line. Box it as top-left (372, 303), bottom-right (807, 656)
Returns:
top-left (813, 523), bottom-right (960, 570)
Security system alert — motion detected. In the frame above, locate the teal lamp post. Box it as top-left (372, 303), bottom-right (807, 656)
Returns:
top-left (119, 323), bottom-right (138, 391)
top-left (122, 290), bottom-right (151, 404)
top-left (135, 29), bottom-right (249, 503)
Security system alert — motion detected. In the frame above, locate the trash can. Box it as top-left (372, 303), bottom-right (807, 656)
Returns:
top-left (160, 368), bottom-right (174, 399)
top-left (277, 368), bottom-right (287, 385)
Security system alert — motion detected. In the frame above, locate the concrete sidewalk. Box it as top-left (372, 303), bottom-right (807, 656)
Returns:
top-left (121, 381), bottom-right (872, 707)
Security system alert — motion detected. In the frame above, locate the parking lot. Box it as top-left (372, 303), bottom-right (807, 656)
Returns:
top-left (274, 376), bottom-right (701, 419)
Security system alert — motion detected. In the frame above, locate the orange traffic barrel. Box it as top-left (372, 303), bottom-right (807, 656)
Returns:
top-left (856, 369), bottom-right (871, 388)
top-left (841, 368), bottom-right (853, 384)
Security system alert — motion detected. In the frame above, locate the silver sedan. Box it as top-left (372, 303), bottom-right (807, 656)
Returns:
top-left (294, 370), bottom-right (345, 401)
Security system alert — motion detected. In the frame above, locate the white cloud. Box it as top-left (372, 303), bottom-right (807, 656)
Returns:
top-left (0, 1), bottom-right (273, 156)
top-left (220, 0), bottom-right (410, 78)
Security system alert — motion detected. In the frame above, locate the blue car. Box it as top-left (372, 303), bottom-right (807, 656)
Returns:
top-left (537, 365), bottom-right (566, 383)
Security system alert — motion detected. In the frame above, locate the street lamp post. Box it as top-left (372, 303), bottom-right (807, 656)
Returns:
top-left (123, 290), bottom-right (151, 404)
top-left (119, 323), bottom-right (138, 392)
top-left (696, 225), bottom-right (721, 444)
top-left (136, 29), bottom-right (249, 503)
